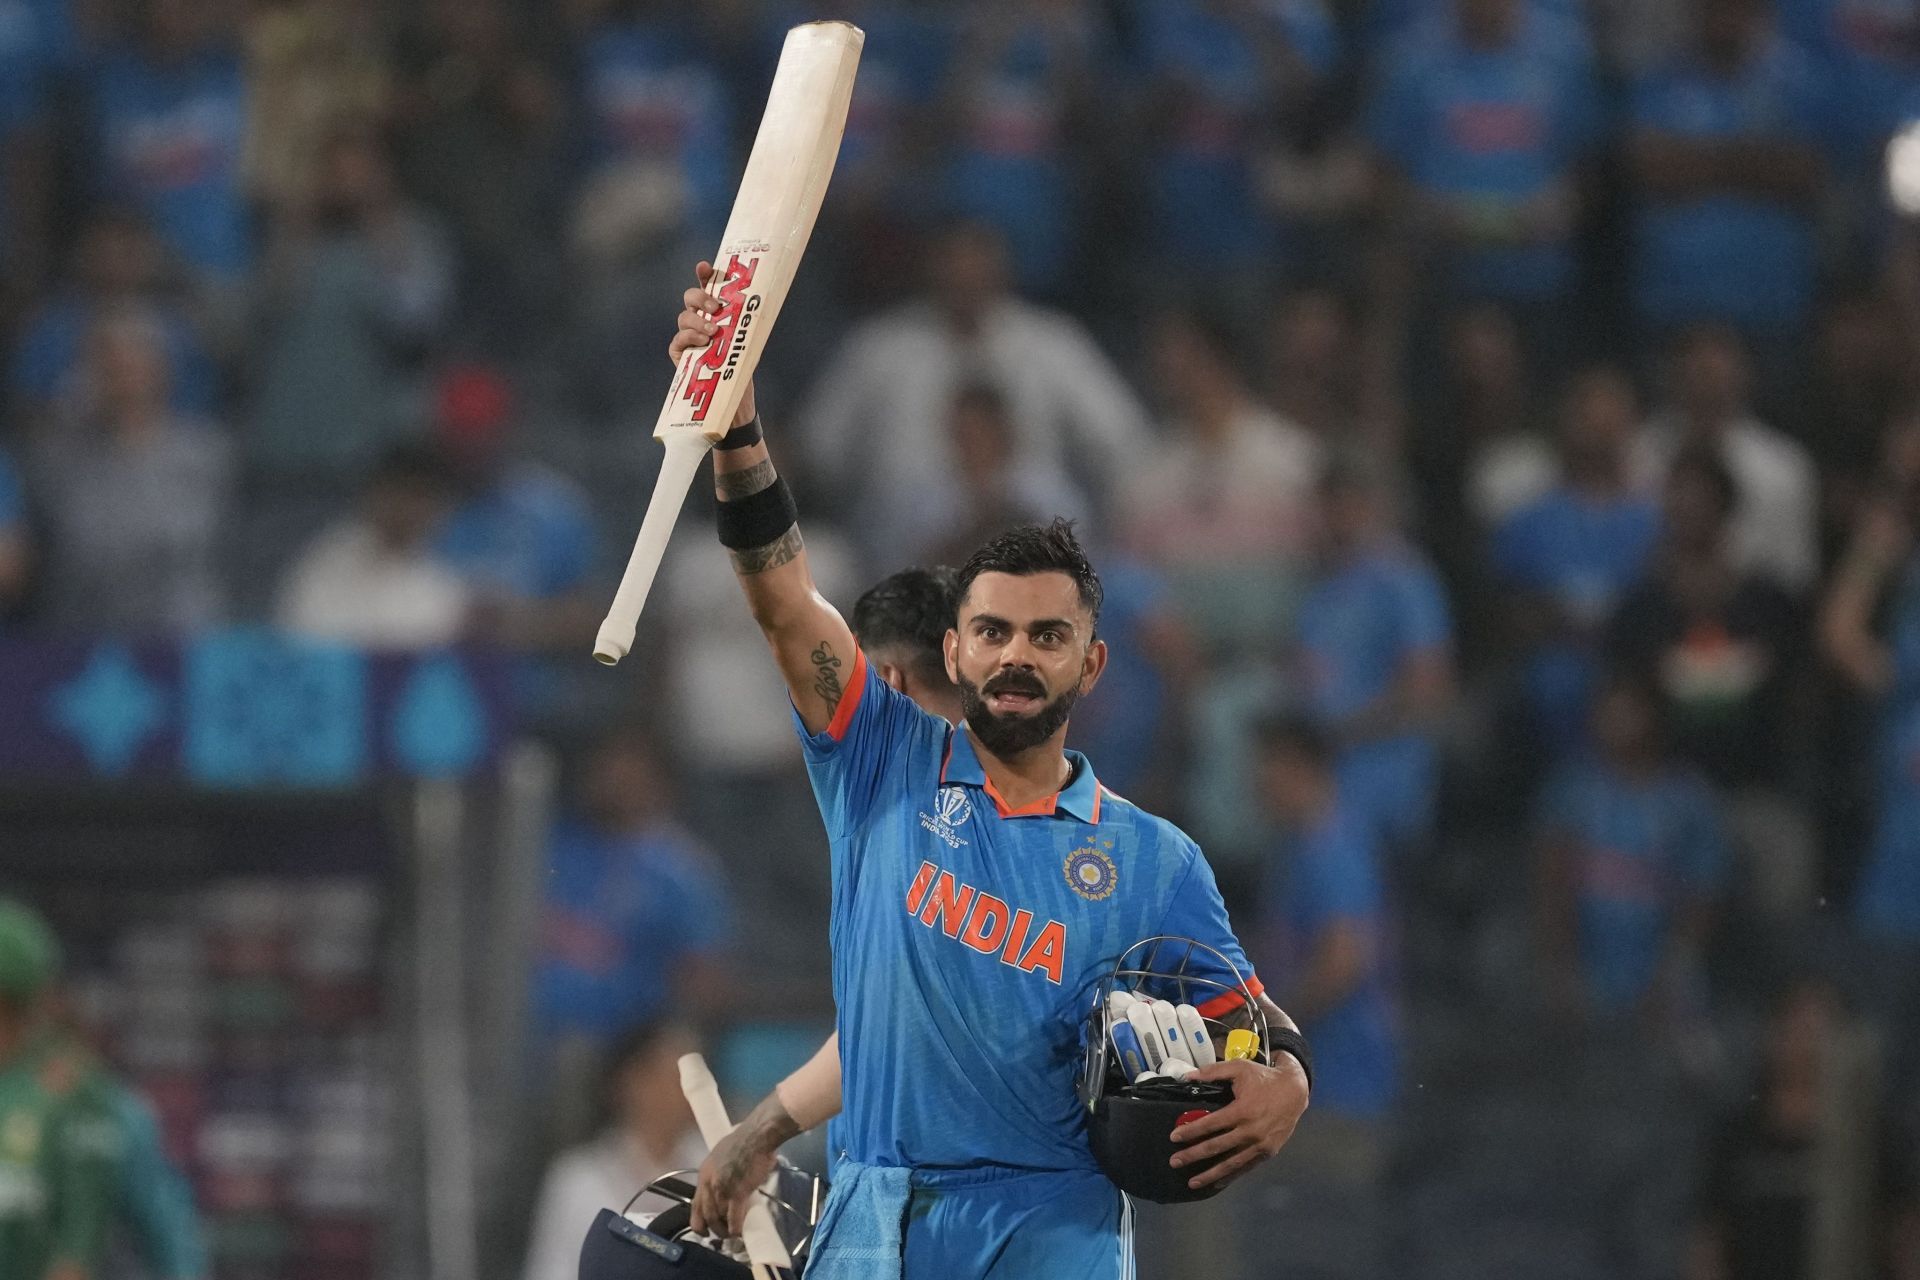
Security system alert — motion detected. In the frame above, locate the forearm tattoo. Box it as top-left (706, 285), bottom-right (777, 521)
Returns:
top-left (811, 642), bottom-right (845, 715)
top-left (714, 1094), bottom-right (802, 1198)
top-left (728, 525), bottom-right (803, 575)
top-left (715, 458), bottom-right (777, 500)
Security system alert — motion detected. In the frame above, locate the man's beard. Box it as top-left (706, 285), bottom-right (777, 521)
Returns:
top-left (957, 668), bottom-right (1081, 758)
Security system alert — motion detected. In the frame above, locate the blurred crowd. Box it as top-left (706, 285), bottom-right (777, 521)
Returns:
top-left (7, 0), bottom-right (1920, 1276)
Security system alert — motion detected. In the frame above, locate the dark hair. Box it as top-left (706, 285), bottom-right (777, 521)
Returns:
top-left (1252, 711), bottom-right (1337, 768)
top-left (853, 566), bottom-right (958, 687)
top-left (955, 519), bottom-right (1102, 633)
top-left (1666, 444), bottom-right (1739, 519)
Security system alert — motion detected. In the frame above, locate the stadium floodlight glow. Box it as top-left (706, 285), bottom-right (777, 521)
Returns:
top-left (1887, 119), bottom-right (1920, 215)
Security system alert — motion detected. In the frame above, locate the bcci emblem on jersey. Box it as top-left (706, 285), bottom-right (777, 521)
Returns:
top-left (1064, 845), bottom-right (1118, 901)
top-left (919, 785), bottom-right (972, 849)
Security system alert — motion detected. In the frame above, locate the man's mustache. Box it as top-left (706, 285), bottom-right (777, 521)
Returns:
top-left (983, 672), bottom-right (1046, 700)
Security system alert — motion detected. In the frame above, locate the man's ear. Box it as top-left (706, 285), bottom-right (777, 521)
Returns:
top-left (876, 661), bottom-right (908, 695)
top-left (943, 628), bottom-right (959, 683)
top-left (1078, 638), bottom-right (1108, 695)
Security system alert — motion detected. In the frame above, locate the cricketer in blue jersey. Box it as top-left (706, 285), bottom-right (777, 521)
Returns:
top-left (666, 265), bottom-right (1311, 1278)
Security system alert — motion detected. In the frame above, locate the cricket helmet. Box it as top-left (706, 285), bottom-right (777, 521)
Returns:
top-left (577, 1162), bottom-right (825, 1280)
top-left (1076, 935), bottom-right (1271, 1204)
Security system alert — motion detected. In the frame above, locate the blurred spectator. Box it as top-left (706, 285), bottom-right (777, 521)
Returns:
top-left (940, 0), bottom-right (1101, 294)
top-left (1265, 285), bottom-right (1363, 444)
top-left (1062, 549), bottom-right (1188, 808)
top-left (1609, 447), bottom-right (1805, 792)
top-left (804, 0), bottom-right (954, 304)
top-left (1637, 324), bottom-right (1818, 593)
top-left (250, 123), bottom-right (453, 477)
top-left (1626, 0), bottom-right (1835, 346)
top-left (1534, 673), bottom-right (1728, 1026)
top-left (1688, 979), bottom-right (1920, 1280)
top-left (85, 0), bottom-right (252, 286)
top-left (9, 210), bottom-right (219, 426)
top-left (1776, 0), bottom-right (1920, 158)
top-left (0, 0), bottom-right (73, 317)
top-left (565, 0), bottom-right (731, 411)
top-left (1444, 303), bottom-right (1554, 531)
top-left (1799, 290), bottom-right (1915, 550)
top-left (1492, 366), bottom-right (1661, 753)
top-left (531, 732), bottom-right (731, 1142)
top-left (1824, 476), bottom-right (1920, 1105)
top-left (393, 0), bottom-right (566, 348)
top-left (0, 443), bottom-right (29, 620)
top-left (0, 898), bottom-right (125, 1280)
top-left (28, 307), bottom-right (231, 633)
top-left (1367, 0), bottom-right (1600, 333)
top-left (1122, 306), bottom-right (1321, 659)
top-left (431, 364), bottom-right (600, 654)
top-left (1129, 0), bottom-right (1341, 282)
top-left (799, 222), bottom-right (1150, 562)
top-left (104, 1080), bottom-right (206, 1280)
top-left (241, 0), bottom-right (391, 212)
top-left (920, 380), bottom-right (1087, 566)
top-left (276, 442), bottom-right (469, 649)
top-left (1254, 711), bottom-right (1400, 1132)
top-left (1611, 448), bottom-right (1811, 920)
top-left (1241, 711), bottom-right (1398, 1280)
top-left (1296, 455), bottom-right (1454, 851)
top-left (521, 1019), bottom-right (706, 1280)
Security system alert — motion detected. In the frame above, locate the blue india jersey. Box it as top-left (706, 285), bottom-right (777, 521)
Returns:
top-left (797, 650), bottom-right (1262, 1174)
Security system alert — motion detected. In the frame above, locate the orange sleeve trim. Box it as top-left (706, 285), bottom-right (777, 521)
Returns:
top-left (824, 647), bottom-right (869, 742)
top-left (1194, 974), bottom-right (1265, 1020)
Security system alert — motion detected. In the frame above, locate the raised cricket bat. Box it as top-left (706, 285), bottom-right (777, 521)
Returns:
top-left (594, 21), bottom-right (863, 666)
top-left (679, 1053), bottom-right (792, 1272)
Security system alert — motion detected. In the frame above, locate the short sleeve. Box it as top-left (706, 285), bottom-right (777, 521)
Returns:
top-left (1152, 847), bottom-right (1264, 1019)
top-left (793, 647), bottom-right (935, 839)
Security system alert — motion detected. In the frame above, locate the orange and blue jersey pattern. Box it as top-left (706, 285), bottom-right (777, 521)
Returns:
top-left (795, 648), bottom-right (1261, 1175)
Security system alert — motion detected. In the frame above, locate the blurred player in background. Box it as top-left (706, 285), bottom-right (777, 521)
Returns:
top-left (0, 899), bottom-right (124, 1280)
top-left (692, 564), bottom-right (962, 1232)
top-left (669, 265), bottom-right (1309, 1278)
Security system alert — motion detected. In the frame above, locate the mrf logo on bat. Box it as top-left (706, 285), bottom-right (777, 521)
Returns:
top-left (683, 250), bottom-right (768, 422)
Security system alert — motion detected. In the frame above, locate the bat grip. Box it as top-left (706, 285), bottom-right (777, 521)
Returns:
top-left (678, 1054), bottom-right (794, 1270)
top-left (594, 433), bottom-right (717, 665)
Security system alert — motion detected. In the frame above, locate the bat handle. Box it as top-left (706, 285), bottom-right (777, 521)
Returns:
top-left (594, 432), bottom-right (717, 665)
top-left (678, 1054), bottom-right (794, 1270)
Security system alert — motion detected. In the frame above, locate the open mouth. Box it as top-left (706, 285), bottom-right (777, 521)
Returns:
top-left (987, 688), bottom-right (1043, 714)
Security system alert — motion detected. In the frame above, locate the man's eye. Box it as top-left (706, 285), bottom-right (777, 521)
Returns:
top-left (1037, 631), bottom-right (1060, 645)
top-left (980, 626), bottom-right (1001, 640)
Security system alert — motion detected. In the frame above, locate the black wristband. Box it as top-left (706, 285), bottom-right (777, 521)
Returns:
top-left (1267, 1027), bottom-right (1313, 1093)
top-left (715, 415), bottom-right (764, 451)
top-left (716, 474), bottom-right (799, 549)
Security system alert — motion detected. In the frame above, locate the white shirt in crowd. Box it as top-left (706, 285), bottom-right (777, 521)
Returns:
top-left (799, 298), bottom-right (1152, 560)
top-left (1636, 413), bottom-right (1819, 593)
top-left (522, 1130), bottom-right (711, 1280)
top-left (276, 520), bottom-right (471, 648)
top-left (1121, 403), bottom-right (1322, 568)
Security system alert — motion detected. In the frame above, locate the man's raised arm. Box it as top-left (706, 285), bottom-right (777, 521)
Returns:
top-left (672, 263), bottom-right (857, 734)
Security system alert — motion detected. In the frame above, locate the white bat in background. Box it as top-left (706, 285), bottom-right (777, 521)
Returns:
top-left (594, 20), bottom-right (864, 666)
top-left (679, 1053), bottom-right (791, 1274)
